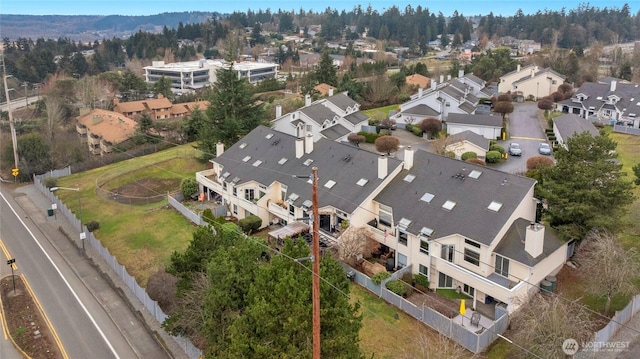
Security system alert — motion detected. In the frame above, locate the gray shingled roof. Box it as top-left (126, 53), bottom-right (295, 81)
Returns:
top-left (458, 102), bottom-right (477, 114)
top-left (463, 73), bottom-right (484, 86)
top-left (344, 111), bottom-right (369, 125)
top-left (374, 150), bottom-right (536, 245)
top-left (553, 114), bottom-right (599, 139)
top-left (494, 218), bottom-right (565, 266)
top-left (447, 113), bottom-right (502, 127)
top-left (215, 126), bottom-right (403, 214)
top-left (321, 124), bottom-right (350, 140)
top-left (326, 92), bottom-right (357, 112)
top-left (300, 103), bottom-right (338, 126)
top-left (447, 130), bottom-right (489, 151)
top-left (404, 104), bottom-right (440, 117)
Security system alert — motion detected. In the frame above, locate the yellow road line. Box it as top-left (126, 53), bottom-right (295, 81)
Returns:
top-left (0, 238), bottom-right (17, 270)
top-left (0, 306), bottom-right (7, 340)
top-left (21, 274), bottom-right (69, 359)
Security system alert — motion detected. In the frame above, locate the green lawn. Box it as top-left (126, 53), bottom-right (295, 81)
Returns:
top-left (436, 288), bottom-right (472, 300)
top-left (53, 144), bottom-right (207, 285)
top-left (362, 105), bottom-right (400, 120)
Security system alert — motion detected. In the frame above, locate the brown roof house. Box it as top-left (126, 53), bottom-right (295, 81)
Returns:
top-left (405, 73), bottom-right (430, 89)
top-left (112, 94), bottom-right (173, 121)
top-left (76, 109), bottom-right (137, 155)
top-left (314, 83), bottom-right (337, 97)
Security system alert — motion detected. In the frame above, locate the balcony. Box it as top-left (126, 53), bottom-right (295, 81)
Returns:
top-left (268, 200), bottom-right (289, 219)
top-left (196, 169), bottom-right (223, 193)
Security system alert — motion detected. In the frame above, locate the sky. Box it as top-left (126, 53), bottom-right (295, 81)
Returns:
top-left (0, 0), bottom-right (632, 17)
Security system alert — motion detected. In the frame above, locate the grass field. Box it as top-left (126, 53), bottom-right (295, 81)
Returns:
top-left (362, 105), bottom-right (400, 120)
top-left (54, 144), bottom-right (207, 285)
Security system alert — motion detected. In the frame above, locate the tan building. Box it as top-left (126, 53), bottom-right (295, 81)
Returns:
top-left (76, 109), bottom-right (137, 155)
top-left (498, 64), bottom-right (565, 100)
top-left (113, 95), bottom-right (173, 121)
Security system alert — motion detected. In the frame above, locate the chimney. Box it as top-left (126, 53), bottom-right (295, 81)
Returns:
top-left (440, 75), bottom-right (444, 83)
top-left (404, 146), bottom-right (414, 170)
top-left (531, 69), bottom-right (535, 78)
top-left (329, 88), bottom-right (334, 96)
top-left (517, 64), bottom-right (521, 72)
top-left (216, 141), bottom-right (225, 157)
top-left (447, 74), bottom-right (451, 81)
top-left (275, 104), bottom-right (282, 118)
top-left (378, 155), bottom-right (388, 179)
top-left (610, 80), bottom-right (617, 92)
top-left (295, 138), bottom-right (304, 158)
top-left (430, 79), bottom-right (436, 89)
top-left (525, 222), bottom-right (545, 258)
top-left (418, 88), bottom-right (423, 98)
top-left (458, 69), bottom-right (464, 78)
top-left (305, 133), bottom-right (313, 154)
top-left (305, 94), bottom-right (311, 107)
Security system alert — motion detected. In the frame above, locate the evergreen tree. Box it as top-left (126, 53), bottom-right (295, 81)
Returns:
top-left (315, 49), bottom-right (338, 87)
top-left (199, 61), bottom-right (266, 160)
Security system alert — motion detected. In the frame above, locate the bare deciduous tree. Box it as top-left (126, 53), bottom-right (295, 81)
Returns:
top-left (575, 230), bottom-right (639, 313)
top-left (512, 294), bottom-right (596, 358)
top-left (147, 268), bottom-right (178, 313)
top-left (164, 272), bottom-right (209, 348)
top-left (398, 331), bottom-right (469, 359)
top-left (374, 135), bottom-right (400, 155)
top-left (338, 227), bottom-right (373, 266)
top-left (347, 133), bottom-right (366, 147)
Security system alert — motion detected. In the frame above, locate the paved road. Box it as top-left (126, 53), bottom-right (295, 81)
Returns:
top-left (0, 95), bottom-right (39, 112)
top-left (0, 185), bottom-right (172, 359)
top-left (0, 243), bottom-right (23, 359)
top-left (494, 102), bottom-right (553, 175)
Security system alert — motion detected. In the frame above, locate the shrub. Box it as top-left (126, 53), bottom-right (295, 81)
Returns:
top-left (411, 126), bottom-right (423, 136)
top-left (402, 272), bottom-right (413, 284)
top-left (489, 144), bottom-right (505, 154)
top-left (486, 150), bottom-right (502, 163)
top-left (357, 131), bottom-right (381, 143)
top-left (238, 215), bottom-right (262, 234)
top-left (413, 274), bottom-right (429, 287)
top-left (466, 158), bottom-right (487, 166)
top-left (404, 283), bottom-right (414, 297)
top-left (146, 269), bottom-right (177, 313)
top-left (180, 178), bottom-right (198, 199)
top-left (347, 133), bottom-right (366, 146)
top-left (86, 220), bottom-right (100, 232)
top-left (371, 271), bottom-right (391, 285)
top-left (374, 135), bottom-right (400, 155)
top-left (420, 118), bottom-right (442, 139)
top-left (527, 156), bottom-right (555, 170)
top-left (385, 280), bottom-right (406, 297)
top-left (445, 151), bottom-right (456, 158)
top-left (461, 151), bottom-right (478, 161)
top-left (42, 177), bottom-right (58, 189)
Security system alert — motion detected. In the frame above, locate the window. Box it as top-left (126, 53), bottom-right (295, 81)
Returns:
top-left (438, 273), bottom-right (453, 288)
top-left (465, 239), bottom-right (481, 248)
top-left (420, 240), bottom-right (429, 255)
top-left (398, 231), bottom-right (408, 246)
top-left (281, 185), bottom-right (287, 201)
top-left (233, 204), bottom-right (238, 215)
top-left (464, 248), bottom-right (480, 266)
top-left (232, 186), bottom-right (237, 197)
top-left (419, 264), bottom-right (428, 278)
top-left (495, 255), bottom-right (510, 277)
top-left (397, 253), bottom-right (407, 268)
top-left (379, 204), bottom-right (392, 227)
top-left (289, 204), bottom-right (295, 216)
top-left (223, 182), bottom-right (227, 191)
top-left (463, 284), bottom-right (475, 297)
top-left (441, 245), bottom-right (454, 262)
top-left (245, 188), bottom-right (255, 201)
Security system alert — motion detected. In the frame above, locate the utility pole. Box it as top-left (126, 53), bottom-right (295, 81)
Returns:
top-left (311, 166), bottom-right (321, 359)
top-left (2, 56), bottom-right (19, 174)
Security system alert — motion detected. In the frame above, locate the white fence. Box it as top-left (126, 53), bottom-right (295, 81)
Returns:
top-left (343, 263), bottom-right (509, 353)
top-left (34, 173), bottom-right (202, 359)
top-left (613, 124), bottom-right (640, 136)
top-left (593, 294), bottom-right (640, 343)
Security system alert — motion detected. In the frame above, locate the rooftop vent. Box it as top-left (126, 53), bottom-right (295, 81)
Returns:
top-left (442, 200), bottom-right (456, 211)
top-left (342, 154), bottom-right (351, 162)
top-left (272, 139), bottom-right (280, 146)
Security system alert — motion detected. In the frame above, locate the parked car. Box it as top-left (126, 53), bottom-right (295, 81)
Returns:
top-left (508, 143), bottom-right (522, 156)
top-left (538, 142), bottom-right (552, 155)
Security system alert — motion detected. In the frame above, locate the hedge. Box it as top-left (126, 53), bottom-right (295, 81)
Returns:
top-left (461, 151), bottom-right (477, 161)
top-left (385, 280), bottom-right (406, 297)
top-left (372, 271), bottom-right (391, 285)
top-left (358, 131), bottom-right (382, 143)
top-left (238, 215), bottom-right (262, 234)
top-left (486, 150), bottom-right (502, 163)
top-left (489, 144), bottom-right (505, 154)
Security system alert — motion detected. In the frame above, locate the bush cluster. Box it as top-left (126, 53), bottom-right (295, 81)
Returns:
top-left (405, 124), bottom-right (424, 137)
top-left (489, 144), bottom-right (505, 154)
top-left (357, 131), bottom-right (382, 143)
top-left (238, 215), bottom-right (262, 234)
top-left (461, 151), bottom-right (477, 161)
top-left (486, 150), bottom-right (502, 163)
top-left (371, 271), bottom-right (391, 285)
top-left (385, 280), bottom-right (406, 297)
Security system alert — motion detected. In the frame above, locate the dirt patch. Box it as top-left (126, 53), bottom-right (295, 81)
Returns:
top-left (0, 275), bottom-right (63, 358)
top-left (112, 178), bottom-right (181, 197)
top-left (405, 289), bottom-right (460, 318)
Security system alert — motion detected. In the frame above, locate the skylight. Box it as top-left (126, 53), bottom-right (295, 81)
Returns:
top-left (442, 200), bottom-right (457, 211)
top-left (302, 200), bottom-right (312, 210)
top-left (242, 156), bottom-right (251, 162)
top-left (231, 177), bottom-right (241, 184)
top-left (398, 217), bottom-right (412, 229)
top-left (468, 170), bottom-right (482, 179)
top-left (288, 193), bottom-right (300, 202)
top-left (357, 178), bottom-right (369, 186)
top-left (220, 172), bottom-right (230, 181)
top-left (420, 227), bottom-right (434, 237)
top-left (324, 180), bottom-right (336, 189)
top-left (278, 157), bottom-right (288, 165)
top-left (404, 174), bottom-right (416, 182)
top-left (239, 143), bottom-right (247, 149)
top-left (252, 160), bottom-right (263, 167)
top-left (420, 192), bottom-right (435, 203)
top-left (265, 133), bottom-right (274, 139)
top-left (303, 159), bottom-right (314, 166)
top-left (488, 201), bottom-right (503, 212)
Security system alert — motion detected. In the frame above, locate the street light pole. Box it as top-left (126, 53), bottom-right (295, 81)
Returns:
top-left (50, 186), bottom-right (85, 254)
top-left (2, 56), bottom-right (19, 174)
top-left (311, 167), bottom-right (320, 359)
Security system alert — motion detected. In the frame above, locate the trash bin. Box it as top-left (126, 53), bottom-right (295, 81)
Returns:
top-left (47, 209), bottom-right (54, 217)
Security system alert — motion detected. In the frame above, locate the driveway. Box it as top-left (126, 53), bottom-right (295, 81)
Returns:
top-left (494, 102), bottom-right (552, 175)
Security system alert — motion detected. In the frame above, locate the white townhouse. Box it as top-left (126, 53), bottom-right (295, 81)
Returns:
top-left (498, 64), bottom-right (565, 100)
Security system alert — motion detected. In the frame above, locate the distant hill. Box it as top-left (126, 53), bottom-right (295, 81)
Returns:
top-left (0, 12), bottom-right (218, 42)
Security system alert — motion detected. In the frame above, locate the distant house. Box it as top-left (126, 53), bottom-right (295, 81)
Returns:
top-left (556, 79), bottom-right (640, 129)
top-left (405, 74), bottom-right (430, 89)
top-left (498, 64), bottom-right (565, 100)
top-left (446, 113), bottom-right (502, 140)
top-left (552, 114), bottom-right (600, 148)
top-left (113, 96), bottom-right (208, 122)
top-left (76, 109), bottom-right (137, 155)
top-left (444, 130), bottom-right (490, 160)
top-left (314, 83), bottom-right (337, 97)
top-left (271, 92), bottom-right (369, 143)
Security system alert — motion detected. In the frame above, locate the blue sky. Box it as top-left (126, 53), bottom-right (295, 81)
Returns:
top-left (1, 1), bottom-right (632, 17)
